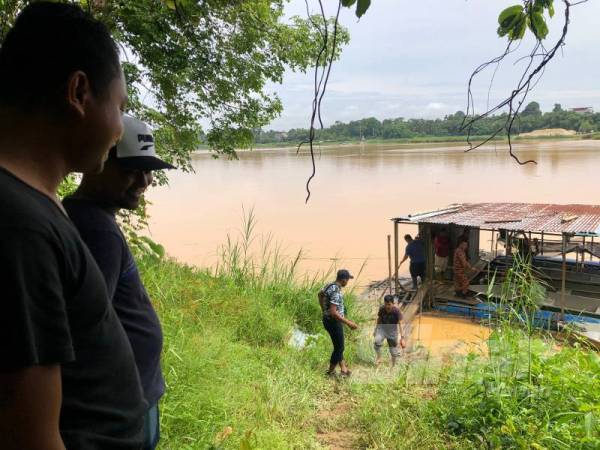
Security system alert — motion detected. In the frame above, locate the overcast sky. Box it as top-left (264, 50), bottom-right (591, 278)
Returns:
top-left (266, 0), bottom-right (600, 130)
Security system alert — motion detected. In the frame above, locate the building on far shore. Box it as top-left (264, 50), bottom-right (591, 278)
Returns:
top-left (569, 107), bottom-right (594, 114)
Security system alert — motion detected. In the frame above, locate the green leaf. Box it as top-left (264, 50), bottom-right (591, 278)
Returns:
top-left (584, 412), bottom-right (594, 439)
top-left (529, 12), bottom-right (549, 39)
top-left (356, 0), bottom-right (371, 18)
top-left (511, 15), bottom-right (527, 39)
top-left (341, 0), bottom-right (357, 6)
top-left (549, 3), bottom-right (555, 17)
top-left (498, 5), bottom-right (524, 26)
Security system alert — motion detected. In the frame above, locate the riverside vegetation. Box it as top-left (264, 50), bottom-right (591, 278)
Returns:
top-left (252, 102), bottom-right (600, 147)
top-left (142, 222), bottom-right (600, 449)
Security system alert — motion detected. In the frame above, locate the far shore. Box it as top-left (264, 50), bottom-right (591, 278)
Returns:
top-left (194, 132), bottom-right (599, 154)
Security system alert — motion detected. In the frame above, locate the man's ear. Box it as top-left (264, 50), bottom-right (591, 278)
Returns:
top-left (66, 71), bottom-right (92, 118)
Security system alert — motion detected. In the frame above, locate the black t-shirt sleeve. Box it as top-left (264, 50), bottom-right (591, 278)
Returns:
top-left (0, 228), bottom-right (74, 371)
top-left (78, 230), bottom-right (124, 300)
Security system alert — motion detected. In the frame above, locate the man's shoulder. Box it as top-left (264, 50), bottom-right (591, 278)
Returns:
top-left (0, 169), bottom-right (62, 234)
top-left (324, 283), bottom-right (340, 295)
top-left (63, 197), bottom-right (120, 233)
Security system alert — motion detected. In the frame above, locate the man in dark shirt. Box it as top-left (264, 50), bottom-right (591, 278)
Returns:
top-left (64, 115), bottom-right (175, 449)
top-left (399, 234), bottom-right (426, 289)
top-left (373, 295), bottom-right (405, 367)
top-left (0, 3), bottom-right (145, 449)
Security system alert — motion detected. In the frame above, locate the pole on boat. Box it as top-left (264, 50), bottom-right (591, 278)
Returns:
top-left (541, 231), bottom-right (544, 256)
top-left (494, 230), bottom-right (499, 258)
top-left (581, 236), bottom-right (586, 272)
top-left (592, 236), bottom-right (595, 262)
top-left (394, 221), bottom-right (399, 295)
top-left (560, 233), bottom-right (567, 321)
top-left (387, 234), bottom-right (393, 294)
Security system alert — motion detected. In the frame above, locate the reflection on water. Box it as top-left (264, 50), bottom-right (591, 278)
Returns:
top-left (146, 140), bottom-right (600, 286)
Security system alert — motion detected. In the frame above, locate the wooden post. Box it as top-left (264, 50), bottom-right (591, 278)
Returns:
top-left (541, 231), bottom-right (544, 256)
top-left (560, 233), bottom-right (567, 321)
top-left (387, 234), bottom-right (393, 294)
top-left (592, 237), bottom-right (595, 262)
top-left (490, 229), bottom-right (495, 259)
top-left (494, 230), bottom-right (499, 258)
top-left (394, 221), bottom-right (399, 295)
top-left (582, 236), bottom-right (586, 271)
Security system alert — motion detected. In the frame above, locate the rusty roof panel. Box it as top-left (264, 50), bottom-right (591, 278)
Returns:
top-left (395, 203), bottom-right (600, 235)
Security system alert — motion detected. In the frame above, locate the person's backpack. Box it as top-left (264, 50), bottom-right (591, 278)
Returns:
top-left (318, 282), bottom-right (336, 313)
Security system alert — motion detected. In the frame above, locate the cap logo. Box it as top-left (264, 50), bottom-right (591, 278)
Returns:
top-left (137, 134), bottom-right (154, 143)
top-left (137, 134), bottom-right (154, 151)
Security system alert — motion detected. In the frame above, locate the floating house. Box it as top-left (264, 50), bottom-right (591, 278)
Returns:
top-left (392, 203), bottom-right (600, 343)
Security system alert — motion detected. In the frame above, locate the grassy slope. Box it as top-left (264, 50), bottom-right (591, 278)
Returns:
top-left (140, 256), bottom-right (360, 449)
top-left (141, 255), bottom-right (600, 449)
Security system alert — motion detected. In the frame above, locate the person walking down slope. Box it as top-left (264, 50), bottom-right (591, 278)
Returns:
top-left (319, 269), bottom-right (358, 377)
top-left (399, 234), bottom-right (426, 289)
top-left (373, 295), bottom-right (406, 367)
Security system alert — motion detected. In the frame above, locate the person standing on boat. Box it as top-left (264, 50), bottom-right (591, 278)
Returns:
top-left (373, 295), bottom-right (406, 367)
top-left (399, 234), bottom-right (426, 289)
top-left (320, 269), bottom-right (358, 377)
top-left (454, 238), bottom-right (478, 298)
top-left (434, 229), bottom-right (450, 280)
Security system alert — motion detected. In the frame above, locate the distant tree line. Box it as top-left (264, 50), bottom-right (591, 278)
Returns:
top-left (253, 102), bottom-right (599, 144)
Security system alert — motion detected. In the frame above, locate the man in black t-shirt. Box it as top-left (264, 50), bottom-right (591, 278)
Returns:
top-left (64, 115), bottom-right (175, 450)
top-left (0, 4), bottom-right (145, 449)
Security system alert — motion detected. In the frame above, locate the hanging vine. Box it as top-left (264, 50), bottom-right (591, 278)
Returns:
top-left (461, 0), bottom-right (589, 165)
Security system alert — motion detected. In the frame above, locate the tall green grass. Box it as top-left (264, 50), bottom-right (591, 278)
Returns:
top-left (138, 212), bottom-right (360, 449)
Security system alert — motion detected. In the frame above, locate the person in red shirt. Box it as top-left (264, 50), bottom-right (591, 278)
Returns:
top-left (434, 229), bottom-right (450, 280)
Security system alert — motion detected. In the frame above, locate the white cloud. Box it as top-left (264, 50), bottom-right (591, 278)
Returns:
top-left (266, 0), bottom-right (600, 130)
top-left (426, 102), bottom-right (445, 110)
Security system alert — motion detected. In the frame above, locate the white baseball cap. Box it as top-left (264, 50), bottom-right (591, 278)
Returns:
top-left (110, 115), bottom-right (175, 171)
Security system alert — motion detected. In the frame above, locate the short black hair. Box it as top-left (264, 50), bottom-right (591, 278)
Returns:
top-left (383, 294), bottom-right (395, 303)
top-left (404, 234), bottom-right (412, 241)
top-left (0, 2), bottom-right (120, 113)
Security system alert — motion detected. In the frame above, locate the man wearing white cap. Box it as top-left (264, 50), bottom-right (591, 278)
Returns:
top-left (63, 115), bottom-right (175, 449)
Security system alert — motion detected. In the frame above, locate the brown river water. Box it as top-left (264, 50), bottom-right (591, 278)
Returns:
top-left (146, 139), bottom-right (600, 288)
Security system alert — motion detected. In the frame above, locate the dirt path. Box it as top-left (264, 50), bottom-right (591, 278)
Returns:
top-left (315, 387), bottom-right (357, 450)
top-left (315, 284), bottom-right (409, 449)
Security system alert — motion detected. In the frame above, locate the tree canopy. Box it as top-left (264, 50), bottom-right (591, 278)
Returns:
top-left (0, 0), bottom-right (349, 170)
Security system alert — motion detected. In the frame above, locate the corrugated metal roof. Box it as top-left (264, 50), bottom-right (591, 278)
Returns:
top-left (394, 203), bottom-right (600, 236)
